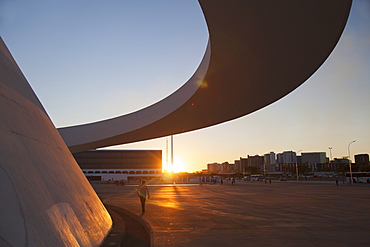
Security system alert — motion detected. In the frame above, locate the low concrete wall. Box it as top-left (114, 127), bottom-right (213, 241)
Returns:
top-left (0, 37), bottom-right (112, 246)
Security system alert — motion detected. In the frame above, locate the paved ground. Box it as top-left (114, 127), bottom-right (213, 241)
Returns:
top-left (93, 181), bottom-right (370, 247)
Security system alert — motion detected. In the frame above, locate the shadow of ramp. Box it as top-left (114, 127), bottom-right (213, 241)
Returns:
top-left (102, 204), bottom-right (152, 247)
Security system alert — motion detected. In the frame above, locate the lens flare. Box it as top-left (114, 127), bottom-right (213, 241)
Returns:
top-left (196, 79), bottom-right (208, 89)
top-left (163, 157), bottom-right (186, 173)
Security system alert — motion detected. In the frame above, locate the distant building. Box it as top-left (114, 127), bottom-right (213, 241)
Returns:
top-left (239, 156), bottom-right (261, 174)
top-left (207, 163), bottom-right (222, 173)
top-left (277, 151), bottom-right (297, 164)
top-left (301, 152), bottom-right (327, 172)
top-left (330, 158), bottom-right (350, 173)
top-left (73, 149), bottom-right (162, 181)
top-left (240, 157), bottom-right (248, 173)
top-left (264, 152), bottom-right (276, 165)
top-left (221, 162), bottom-right (235, 173)
top-left (248, 155), bottom-right (264, 167)
top-left (264, 152), bottom-right (276, 173)
top-left (234, 160), bottom-right (241, 173)
top-left (207, 162), bottom-right (235, 173)
top-left (332, 158), bottom-right (350, 165)
top-left (355, 154), bottom-right (369, 164)
top-left (301, 152), bottom-right (327, 164)
top-left (239, 155), bottom-right (264, 173)
top-left (276, 151), bottom-right (297, 172)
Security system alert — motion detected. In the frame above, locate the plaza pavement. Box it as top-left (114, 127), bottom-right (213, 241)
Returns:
top-left (94, 180), bottom-right (370, 247)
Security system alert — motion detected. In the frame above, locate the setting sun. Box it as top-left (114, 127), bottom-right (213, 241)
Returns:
top-left (163, 156), bottom-right (186, 173)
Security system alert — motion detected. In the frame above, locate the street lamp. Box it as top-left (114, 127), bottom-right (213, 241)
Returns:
top-left (348, 140), bottom-right (356, 184)
top-left (296, 150), bottom-right (302, 181)
top-left (328, 147), bottom-right (333, 172)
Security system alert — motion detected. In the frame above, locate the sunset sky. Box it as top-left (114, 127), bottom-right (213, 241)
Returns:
top-left (1, 0), bottom-right (369, 172)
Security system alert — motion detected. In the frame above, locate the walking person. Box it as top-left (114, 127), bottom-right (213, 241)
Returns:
top-left (136, 180), bottom-right (150, 214)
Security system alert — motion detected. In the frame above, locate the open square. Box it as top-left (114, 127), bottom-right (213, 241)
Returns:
top-left (94, 181), bottom-right (370, 246)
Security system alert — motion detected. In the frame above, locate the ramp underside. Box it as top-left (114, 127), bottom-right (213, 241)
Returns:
top-left (58, 0), bottom-right (352, 153)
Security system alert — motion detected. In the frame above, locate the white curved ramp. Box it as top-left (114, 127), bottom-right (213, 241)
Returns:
top-left (59, 0), bottom-right (352, 153)
top-left (0, 37), bottom-right (112, 246)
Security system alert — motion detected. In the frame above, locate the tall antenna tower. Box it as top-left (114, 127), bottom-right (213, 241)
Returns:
top-left (165, 137), bottom-right (168, 171)
top-left (171, 135), bottom-right (174, 172)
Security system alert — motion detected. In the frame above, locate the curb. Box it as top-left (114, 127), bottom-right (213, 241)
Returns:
top-left (101, 204), bottom-right (153, 247)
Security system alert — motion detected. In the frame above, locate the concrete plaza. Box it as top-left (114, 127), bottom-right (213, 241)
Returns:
top-left (94, 181), bottom-right (370, 247)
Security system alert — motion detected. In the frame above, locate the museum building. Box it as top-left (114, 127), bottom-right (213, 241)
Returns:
top-left (73, 149), bottom-right (162, 181)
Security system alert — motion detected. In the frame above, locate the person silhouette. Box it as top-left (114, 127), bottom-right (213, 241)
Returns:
top-left (136, 180), bottom-right (150, 214)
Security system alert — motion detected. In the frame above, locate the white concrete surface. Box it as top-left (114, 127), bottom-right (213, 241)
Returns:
top-left (0, 37), bottom-right (112, 246)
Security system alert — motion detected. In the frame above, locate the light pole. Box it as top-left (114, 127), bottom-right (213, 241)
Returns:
top-left (348, 140), bottom-right (356, 184)
top-left (296, 150), bottom-right (302, 181)
top-left (328, 147), bottom-right (333, 172)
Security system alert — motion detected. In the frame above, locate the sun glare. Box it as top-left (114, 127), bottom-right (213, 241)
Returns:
top-left (163, 156), bottom-right (186, 173)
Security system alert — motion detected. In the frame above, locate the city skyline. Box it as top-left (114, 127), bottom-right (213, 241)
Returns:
top-left (181, 148), bottom-right (360, 173)
top-left (1, 0), bottom-right (369, 172)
